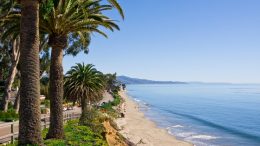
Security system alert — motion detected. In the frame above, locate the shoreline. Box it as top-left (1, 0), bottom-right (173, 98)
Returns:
top-left (115, 90), bottom-right (193, 146)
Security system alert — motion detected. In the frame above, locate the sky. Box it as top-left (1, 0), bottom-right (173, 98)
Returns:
top-left (63, 0), bottom-right (260, 83)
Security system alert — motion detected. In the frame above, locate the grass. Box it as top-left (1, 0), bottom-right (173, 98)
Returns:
top-left (0, 109), bottom-right (19, 122)
top-left (44, 120), bottom-right (108, 146)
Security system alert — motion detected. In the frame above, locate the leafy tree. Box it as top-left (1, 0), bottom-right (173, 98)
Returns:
top-left (104, 73), bottom-right (121, 93)
top-left (64, 63), bottom-right (105, 124)
top-left (0, 37), bottom-right (20, 112)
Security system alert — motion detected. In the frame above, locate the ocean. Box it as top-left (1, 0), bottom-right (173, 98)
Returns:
top-left (126, 84), bottom-right (260, 146)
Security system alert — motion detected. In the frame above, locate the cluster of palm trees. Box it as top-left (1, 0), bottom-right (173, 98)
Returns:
top-left (0, 0), bottom-right (123, 145)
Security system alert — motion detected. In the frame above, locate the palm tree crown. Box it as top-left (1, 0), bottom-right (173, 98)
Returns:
top-left (64, 63), bottom-right (104, 103)
top-left (64, 63), bottom-right (105, 124)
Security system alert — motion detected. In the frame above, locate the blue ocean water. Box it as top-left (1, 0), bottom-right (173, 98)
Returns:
top-left (126, 84), bottom-right (260, 146)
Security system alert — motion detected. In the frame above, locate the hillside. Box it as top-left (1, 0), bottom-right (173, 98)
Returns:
top-left (117, 76), bottom-right (187, 84)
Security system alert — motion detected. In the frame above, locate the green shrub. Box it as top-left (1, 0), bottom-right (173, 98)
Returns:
top-left (111, 95), bottom-right (120, 106)
top-left (5, 141), bottom-right (18, 146)
top-left (80, 109), bottom-right (108, 135)
top-left (42, 128), bottom-right (48, 138)
top-left (101, 93), bottom-right (121, 109)
top-left (41, 108), bottom-right (48, 114)
top-left (44, 100), bottom-right (50, 108)
top-left (6, 119), bottom-right (108, 146)
top-left (0, 109), bottom-right (19, 122)
top-left (100, 102), bottom-right (113, 110)
top-left (99, 93), bottom-right (122, 118)
top-left (44, 139), bottom-right (66, 146)
top-left (64, 120), bottom-right (108, 146)
top-left (42, 120), bottom-right (108, 146)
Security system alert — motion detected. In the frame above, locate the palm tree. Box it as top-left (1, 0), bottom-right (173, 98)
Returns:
top-left (64, 63), bottom-right (105, 124)
top-left (39, 0), bottom-right (123, 139)
top-left (0, 0), bottom-right (14, 19)
top-left (18, 0), bottom-right (42, 145)
top-left (0, 0), bottom-right (124, 139)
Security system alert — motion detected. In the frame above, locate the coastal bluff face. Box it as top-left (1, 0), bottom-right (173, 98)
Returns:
top-left (117, 76), bottom-right (187, 85)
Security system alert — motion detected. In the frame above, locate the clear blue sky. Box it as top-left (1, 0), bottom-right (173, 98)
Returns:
top-left (63, 0), bottom-right (260, 83)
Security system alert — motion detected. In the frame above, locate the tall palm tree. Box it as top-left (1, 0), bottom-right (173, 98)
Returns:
top-left (0, 0), bottom-right (124, 139)
top-left (18, 0), bottom-right (42, 145)
top-left (39, 0), bottom-right (123, 139)
top-left (64, 63), bottom-right (105, 124)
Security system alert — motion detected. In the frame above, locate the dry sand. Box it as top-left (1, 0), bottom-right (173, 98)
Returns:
top-left (115, 91), bottom-right (193, 146)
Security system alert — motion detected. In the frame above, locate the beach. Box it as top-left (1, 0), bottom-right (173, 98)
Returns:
top-left (115, 90), bottom-right (193, 146)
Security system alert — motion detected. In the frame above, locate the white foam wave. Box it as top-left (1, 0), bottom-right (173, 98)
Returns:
top-left (171, 125), bottom-right (184, 128)
top-left (133, 98), bottom-right (141, 102)
top-left (186, 134), bottom-right (218, 140)
top-left (176, 132), bottom-right (196, 137)
top-left (167, 129), bottom-right (173, 135)
top-left (189, 135), bottom-right (218, 140)
top-left (166, 125), bottom-right (184, 131)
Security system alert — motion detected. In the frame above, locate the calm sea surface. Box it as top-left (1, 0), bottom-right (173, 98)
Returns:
top-left (126, 84), bottom-right (260, 146)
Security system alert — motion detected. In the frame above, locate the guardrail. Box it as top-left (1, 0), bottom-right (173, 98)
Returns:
top-left (0, 112), bottom-right (81, 144)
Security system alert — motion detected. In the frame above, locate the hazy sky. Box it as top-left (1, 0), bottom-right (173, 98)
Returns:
top-left (63, 0), bottom-right (260, 83)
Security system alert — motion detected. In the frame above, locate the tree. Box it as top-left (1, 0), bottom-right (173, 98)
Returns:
top-left (0, 0), bottom-right (14, 20)
top-left (122, 84), bottom-right (126, 90)
top-left (104, 73), bottom-right (120, 93)
top-left (1, 37), bottom-right (20, 111)
top-left (64, 63), bottom-right (104, 124)
top-left (39, 0), bottom-right (123, 139)
top-left (0, 0), bottom-right (124, 139)
top-left (18, 0), bottom-right (42, 145)
top-left (0, 42), bottom-right (10, 82)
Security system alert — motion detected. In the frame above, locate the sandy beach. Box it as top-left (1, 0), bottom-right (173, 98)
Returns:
top-left (115, 91), bottom-right (193, 146)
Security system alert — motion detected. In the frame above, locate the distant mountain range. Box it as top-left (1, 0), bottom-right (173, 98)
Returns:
top-left (117, 76), bottom-right (187, 84)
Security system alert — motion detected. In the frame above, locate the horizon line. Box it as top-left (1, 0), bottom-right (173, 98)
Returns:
top-left (118, 75), bottom-right (260, 85)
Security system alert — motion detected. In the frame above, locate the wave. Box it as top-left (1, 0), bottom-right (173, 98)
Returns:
top-left (133, 98), bottom-right (152, 108)
top-left (187, 140), bottom-right (218, 146)
top-left (133, 98), bottom-right (141, 102)
top-left (161, 109), bottom-right (260, 142)
top-left (188, 135), bottom-right (218, 140)
top-left (176, 132), bottom-right (197, 138)
top-left (171, 124), bottom-right (184, 128)
top-left (166, 125), bottom-right (184, 135)
top-left (167, 125), bottom-right (218, 141)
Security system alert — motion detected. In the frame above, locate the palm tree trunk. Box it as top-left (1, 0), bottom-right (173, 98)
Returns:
top-left (46, 35), bottom-right (66, 139)
top-left (18, 0), bottom-right (42, 145)
top-left (1, 39), bottom-right (20, 112)
top-left (79, 97), bottom-right (89, 125)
